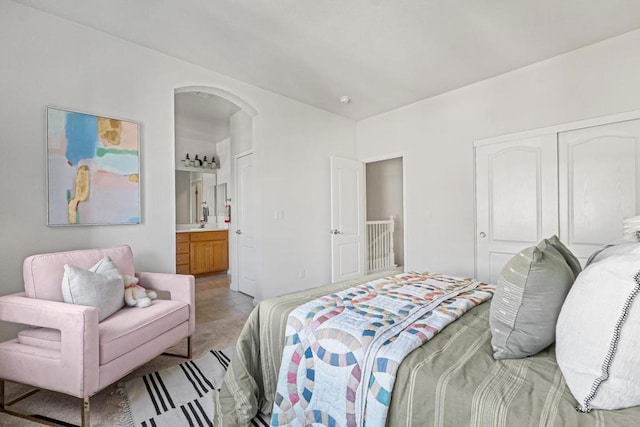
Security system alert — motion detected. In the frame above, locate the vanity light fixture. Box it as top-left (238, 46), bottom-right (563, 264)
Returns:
top-left (183, 153), bottom-right (217, 169)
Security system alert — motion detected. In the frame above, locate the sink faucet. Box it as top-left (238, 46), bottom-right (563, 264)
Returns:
top-left (200, 201), bottom-right (210, 228)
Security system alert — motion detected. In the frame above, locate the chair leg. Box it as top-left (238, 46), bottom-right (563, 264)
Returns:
top-left (81, 397), bottom-right (90, 427)
top-left (0, 380), bottom-right (81, 426)
top-left (163, 336), bottom-right (193, 359)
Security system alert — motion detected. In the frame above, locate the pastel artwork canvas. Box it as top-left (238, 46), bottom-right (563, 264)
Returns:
top-left (47, 107), bottom-right (140, 225)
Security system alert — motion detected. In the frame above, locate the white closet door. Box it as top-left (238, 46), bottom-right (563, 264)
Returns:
top-left (559, 119), bottom-right (640, 262)
top-left (475, 135), bottom-right (558, 284)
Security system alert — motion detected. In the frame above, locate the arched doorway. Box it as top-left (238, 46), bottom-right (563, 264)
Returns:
top-left (173, 86), bottom-right (259, 298)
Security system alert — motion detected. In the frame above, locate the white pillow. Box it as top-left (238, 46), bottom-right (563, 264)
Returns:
top-left (61, 256), bottom-right (124, 322)
top-left (586, 242), bottom-right (640, 267)
top-left (90, 255), bottom-right (122, 278)
top-left (556, 253), bottom-right (640, 411)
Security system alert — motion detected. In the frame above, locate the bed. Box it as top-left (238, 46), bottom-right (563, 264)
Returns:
top-left (214, 266), bottom-right (640, 426)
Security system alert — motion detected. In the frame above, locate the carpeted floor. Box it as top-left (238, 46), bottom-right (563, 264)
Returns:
top-left (0, 313), bottom-right (249, 427)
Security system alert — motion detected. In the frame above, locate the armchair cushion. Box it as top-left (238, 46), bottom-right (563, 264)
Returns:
top-left (15, 300), bottom-right (189, 365)
top-left (61, 257), bottom-right (125, 321)
top-left (18, 327), bottom-right (61, 351)
top-left (98, 299), bottom-right (189, 364)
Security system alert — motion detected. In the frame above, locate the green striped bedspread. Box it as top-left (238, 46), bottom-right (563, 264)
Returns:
top-left (215, 271), bottom-right (640, 426)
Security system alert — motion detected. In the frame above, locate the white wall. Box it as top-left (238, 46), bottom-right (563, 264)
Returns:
top-left (366, 158), bottom-right (404, 266)
top-left (258, 105), bottom-right (358, 298)
top-left (357, 29), bottom-right (640, 279)
top-left (230, 110), bottom-right (253, 156)
top-left (214, 138), bottom-right (231, 225)
top-left (216, 138), bottom-right (231, 184)
top-left (174, 118), bottom-right (219, 172)
top-left (0, 1), bottom-right (356, 340)
top-left (227, 110), bottom-right (254, 294)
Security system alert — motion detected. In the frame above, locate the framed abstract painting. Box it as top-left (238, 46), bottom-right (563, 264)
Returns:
top-left (46, 107), bottom-right (141, 226)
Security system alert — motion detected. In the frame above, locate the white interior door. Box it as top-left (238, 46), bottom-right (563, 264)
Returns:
top-left (236, 152), bottom-right (258, 297)
top-left (475, 135), bottom-right (558, 284)
top-left (330, 156), bottom-right (365, 283)
top-left (559, 119), bottom-right (640, 262)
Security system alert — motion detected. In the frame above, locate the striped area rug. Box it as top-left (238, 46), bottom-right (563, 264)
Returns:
top-left (121, 348), bottom-right (270, 426)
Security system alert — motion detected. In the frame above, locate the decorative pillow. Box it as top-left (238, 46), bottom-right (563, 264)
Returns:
top-left (490, 239), bottom-right (575, 360)
top-left (546, 235), bottom-right (582, 279)
top-left (61, 256), bottom-right (124, 321)
top-left (556, 254), bottom-right (640, 411)
top-left (585, 241), bottom-right (640, 268)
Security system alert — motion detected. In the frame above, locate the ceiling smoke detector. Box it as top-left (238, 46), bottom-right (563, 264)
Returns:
top-left (339, 96), bottom-right (351, 104)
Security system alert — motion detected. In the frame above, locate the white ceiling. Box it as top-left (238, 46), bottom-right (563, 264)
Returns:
top-left (13, 0), bottom-right (640, 120)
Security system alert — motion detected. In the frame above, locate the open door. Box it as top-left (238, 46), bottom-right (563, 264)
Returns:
top-left (236, 152), bottom-right (258, 297)
top-left (330, 156), bottom-right (365, 283)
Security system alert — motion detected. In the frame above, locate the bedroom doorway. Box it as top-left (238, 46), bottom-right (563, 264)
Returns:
top-left (329, 155), bottom-right (405, 283)
top-left (365, 157), bottom-right (404, 272)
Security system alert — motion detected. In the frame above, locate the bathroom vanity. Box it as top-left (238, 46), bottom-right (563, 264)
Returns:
top-left (175, 167), bottom-right (229, 276)
top-left (176, 229), bottom-right (229, 275)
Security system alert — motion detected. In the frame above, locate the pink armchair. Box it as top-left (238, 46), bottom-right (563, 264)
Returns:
top-left (0, 245), bottom-right (195, 426)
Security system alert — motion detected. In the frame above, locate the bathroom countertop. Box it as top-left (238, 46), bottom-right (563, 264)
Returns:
top-left (176, 225), bottom-right (229, 233)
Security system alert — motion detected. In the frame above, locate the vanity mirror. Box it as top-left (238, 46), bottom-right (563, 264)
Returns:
top-left (175, 170), bottom-right (217, 225)
top-left (215, 182), bottom-right (227, 219)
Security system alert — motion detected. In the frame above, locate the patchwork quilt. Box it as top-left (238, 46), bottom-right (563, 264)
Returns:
top-left (216, 269), bottom-right (640, 426)
top-left (270, 272), bottom-right (494, 427)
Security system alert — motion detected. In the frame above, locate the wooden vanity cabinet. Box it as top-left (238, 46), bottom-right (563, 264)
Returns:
top-left (175, 230), bottom-right (228, 275)
top-left (176, 233), bottom-right (191, 274)
top-left (190, 231), bottom-right (228, 274)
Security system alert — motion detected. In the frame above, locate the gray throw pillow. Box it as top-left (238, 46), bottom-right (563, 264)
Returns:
top-left (490, 239), bottom-right (575, 360)
top-left (546, 235), bottom-right (582, 279)
top-left (61, 256), bottom-right (125, 322)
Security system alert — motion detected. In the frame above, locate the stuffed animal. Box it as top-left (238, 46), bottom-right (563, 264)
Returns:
top-left (122, 275), bottom-right (157, 308)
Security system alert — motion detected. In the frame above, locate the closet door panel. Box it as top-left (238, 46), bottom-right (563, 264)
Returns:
top-left (489, 252), bottom-right (514, 284)
top-left (475, 134), bottom-right (558, 284)
top-left (490, 148), bottom-right (539, 242)
top-left (559, 119), bottom-right (640, 262)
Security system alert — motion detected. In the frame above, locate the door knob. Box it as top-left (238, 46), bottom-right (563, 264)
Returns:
top-left (236, 230), bottom-right (242, 235)
top-left (479, 232), bottom-right (486, 238)
top-left (330, 229), bottom-right (342, 235)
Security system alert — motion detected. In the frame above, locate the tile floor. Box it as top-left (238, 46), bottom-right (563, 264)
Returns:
top-left (195, 273), bottom-right (255, 323)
